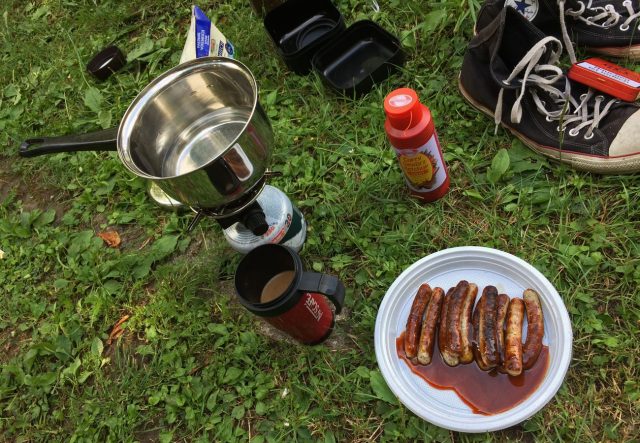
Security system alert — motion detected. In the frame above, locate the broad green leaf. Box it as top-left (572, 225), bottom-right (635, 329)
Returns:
top-left (231, 405), bottom-right (245, 420)
top-left (206, 392), bottom-right (218, 411)
top-left (400, 29), bottom-right (416, 48)
top-left (102, 280), bottom-right (122, 295)
top-left (83, 87), bottom-right (103, 113)
top-left (150, 235), bottom-right (179, 260)
top-left (31, 5), bottom-right (50, 19)
top-left (23, 348), bottom-right (39, 371)
top-left (463, 190), bottom-right (484, 200)
top-left (78, 371), bottom-right (93, 384)
top-left (127, 38), bottom-right (155, 62)
top-left (91, 337), bottom-right (103, 357)
top-left (34, 209), bottom-right (56, 227)
top-left (422, 10), bottom-right (447, 32)
top-left (158, 431), bottom-right (173, 443)
top-left (132, 259), bottom-right (153, 279)
top-left (68, 230), bottom-right (95, 257)
top-left (265, 90), bottom-right (278, 106)
top-left (54, 279), bottom-right (69, 290)
top-left (487, 148), bottom-right (510, 184)
top-left (146, 325), bottom-right (157, 340)
top-left (255, 401), bottom-right (267, 416)
top-left (24, 371), bottom-right (57, 387)
top-left (62, 358), bottom-right (82, 378)
top-left (207, 323), bottom-right (228, 335)
top-left (98, 109), bottom-right (112, 129)
top-left (369, 370), bottom-right (397, 404)
top-left (223, 367), bottom-right (243, 383)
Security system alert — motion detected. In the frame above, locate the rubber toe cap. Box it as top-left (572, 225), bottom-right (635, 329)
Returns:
top-left (609, 109), bottom-right (640, 157)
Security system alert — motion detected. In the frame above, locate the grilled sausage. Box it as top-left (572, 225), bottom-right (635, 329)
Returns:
top-left (417, 287), bottom-right (445, 365)
top-left (522, 289), bottom-right (544, 370)
top-left (472, 297), bottom-right (491, 371)
top-left (459, 283), bottom-right (478, 364)
top-left (438, 287), bottom-right (454, 359)
top-left (503, 297), bottom-right (525, 376)
top-left (404, 284), bottom-right (432, 359)
top-left (478, 286), bottom-right (499, 368)
top-left (495, 293), bottom-right (510, 367)
top-left (442, 280), bottom-right (470, 367)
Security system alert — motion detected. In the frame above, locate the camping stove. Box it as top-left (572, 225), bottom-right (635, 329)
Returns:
top-left (149, 179), bottom-right (306, 254)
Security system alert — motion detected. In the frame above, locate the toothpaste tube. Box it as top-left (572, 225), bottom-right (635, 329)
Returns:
top-left (180, 5), bottom-right (235, 63)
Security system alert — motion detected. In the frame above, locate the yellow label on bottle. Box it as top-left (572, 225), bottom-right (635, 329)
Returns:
top-left (399, 153), bottom-right (433, 187)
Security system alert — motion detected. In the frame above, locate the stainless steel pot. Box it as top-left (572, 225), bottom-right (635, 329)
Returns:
top-left (20, 57), bottom-right (273, 214)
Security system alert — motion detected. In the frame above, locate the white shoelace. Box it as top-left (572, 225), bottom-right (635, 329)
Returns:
top-left (494, 36), bottom-right (618, 139)
top-left (558, 0), bottom-right (640, 63)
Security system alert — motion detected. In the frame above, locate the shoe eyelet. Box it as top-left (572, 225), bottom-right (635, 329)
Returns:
top-left (569, 129), bottom-right (579, 137)
top-left (623, 0), bottom-right (631, 6)
top-left (545, 115), bottom-right (553, 122)
top-left (584, 132), bottom-right (594, 140)
top-left (596, 95), bottom-right (605, 100)
top-left (579, 93), bottom-right (587, 99)
top-left (620, 24), bottom-right (630, 31)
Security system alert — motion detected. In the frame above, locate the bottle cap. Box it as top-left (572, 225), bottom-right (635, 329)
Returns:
top-left (384, 88), bottom-right (423, 130)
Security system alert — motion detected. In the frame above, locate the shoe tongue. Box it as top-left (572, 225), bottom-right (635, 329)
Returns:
top-left (489, 8), bottom-right (557, 89)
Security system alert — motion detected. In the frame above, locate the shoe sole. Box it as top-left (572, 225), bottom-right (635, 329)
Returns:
top-left (588, 44), bottom-right (640, 60)
top-left (458, 76), bottom-right (640, 174)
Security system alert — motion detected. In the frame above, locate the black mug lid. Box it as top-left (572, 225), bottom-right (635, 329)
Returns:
top-left (87, 45), bottom-right (126, 81)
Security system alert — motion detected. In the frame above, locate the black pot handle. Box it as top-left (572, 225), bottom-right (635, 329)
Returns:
top-left (19, 127), bottom-right (119, 157)
top-left (298, 272), bottom-right (345, 314)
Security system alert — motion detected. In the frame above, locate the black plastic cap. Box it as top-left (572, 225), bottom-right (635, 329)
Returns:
top-left (87, 46), bottom-right (126, 81)
top-left (243, 207), bottom-right (269, 236)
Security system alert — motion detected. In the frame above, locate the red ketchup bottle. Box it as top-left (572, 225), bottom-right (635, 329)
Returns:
top-left (384, 88), bottom-right (449, 202)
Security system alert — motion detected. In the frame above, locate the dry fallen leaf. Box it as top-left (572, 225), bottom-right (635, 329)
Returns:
top-left (107, 314), bottom-right (130, 345)
top-left (97, 231), bottom-right (121, 248)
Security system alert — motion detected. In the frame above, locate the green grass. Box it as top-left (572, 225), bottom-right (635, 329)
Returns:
top-left (1, 0), bottom-right (639, 441)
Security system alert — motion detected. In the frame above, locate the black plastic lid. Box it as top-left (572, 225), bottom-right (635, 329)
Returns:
top-left (87, 46), bottom-right (126, 81)
top-left (264, 0), bottom-right (345, 74)
top-left (311, 20), bottom-right (405, 97)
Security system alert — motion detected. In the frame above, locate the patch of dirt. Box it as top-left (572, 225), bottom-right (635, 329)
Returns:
top-left (0, 328), bottom-right (30, 364)
top-left (0, 156), bottom-right (70, 220)
top-left (133, 415), bottom-right (163, 443)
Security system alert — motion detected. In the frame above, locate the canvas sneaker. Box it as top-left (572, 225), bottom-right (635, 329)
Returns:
top-left (476, 0), bottom-right (640, 62)
top-left (460, 7), bottom-right (640, 173)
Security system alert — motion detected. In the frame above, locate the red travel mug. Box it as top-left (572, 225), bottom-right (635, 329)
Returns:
top-left (235, 244), bottom-right (345, 345)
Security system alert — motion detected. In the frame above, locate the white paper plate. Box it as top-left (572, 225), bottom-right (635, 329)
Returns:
top-left (374, 246), bottom-right (572, 433)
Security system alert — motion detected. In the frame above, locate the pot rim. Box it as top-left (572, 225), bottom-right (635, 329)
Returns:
top-left (115, 57), bottom-right (260, 180)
